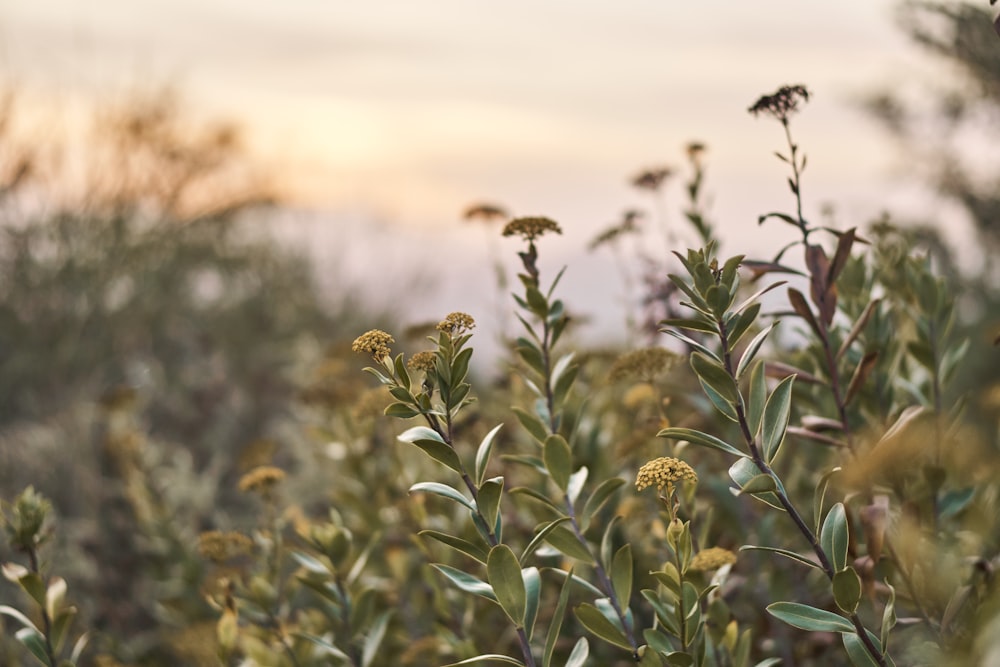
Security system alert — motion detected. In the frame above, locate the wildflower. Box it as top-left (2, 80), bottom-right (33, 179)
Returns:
top-left (198, 530), bottom-right (253, 562)
top-left (689, 547), bottom-right (737, 572)
top-left (436, 312), bottom-right (476, 336)
top-left (352, 329), bottom-right (394, 361)
top-left (501, 216), bottom-right (562, 242)
top-left (238, 466), bottom-right (286, 494)
top-left (407, 350), bottom-right (438, 372)
top-left (685, 142), bottom-right (706, 160)
top-left (463, 202), bottom-right (509, 223)
top-left (748, 85), bottom-right (811, 123)
top-left (636, 457), bottom-right (698, 495)
top-left (631, 167), bottom-right (673, 192)
top-left (610, 347), bottom-right (681, 383)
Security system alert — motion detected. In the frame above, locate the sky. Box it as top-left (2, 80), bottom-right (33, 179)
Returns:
top-left (0, 1), bottom-right (969, 350)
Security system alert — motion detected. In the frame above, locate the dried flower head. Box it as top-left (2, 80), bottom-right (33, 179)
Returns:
top-left (352, 329), bottom-right (394, 360)
top-left (748, 85), bottom-right (811, 122)
top-left (407, 350), bottom-right (438, 372)
top-left (636, 457), bottom-right (698, 495)
top-left (238, 466), bottom-right (286, 494)
top-left (198, 530), bottom-right (254, 562)
top-left (689, 546), bottom-right (737, 572)
top-left (437, 312), bottom-right (476, 336)
top-left (610, 347), bottom-right (681, 383)
top-left (686, 142), bottom-right (706, 160)
top-left (502, 216), bottom-right (562, 242)
top-left (463, 202), bottom-right (509, 223)
top-left (632, 167), bottom-right (673, 191)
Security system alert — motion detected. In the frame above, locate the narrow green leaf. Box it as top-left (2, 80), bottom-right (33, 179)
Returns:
top-left (738, 474), bottom-right (777, 495)
top-left (611, 544), bottom-right (633, 607)
top-left (419, 530), bottom-right (489, 564)
top-left (295, 633), bottom-right (351, 660)
top-left (521, 518), bottom-right (572, 566)
top-left (432, 564), bottom-right (497, 601)
top-left (475, 424), bottom-right (504, 486)
top-left (657, 427), bottom-right (746, 458)
top-left (543, 526), bottom-right (594, 562)
top-left (406, 439), bottom-right (464, 474)
top-left (729, 458), bottom-right (785, 511)
top-left (409, 482), bottom-right (475, 511)
top-left (478, 477), bottom-right (504, 534)
top-left (567, 467), bottom-right (589, 505)
top-left (842, 632), bottom-right (882, 667)
top-left (488, 545), bottom-right (527, 627)
top-left (727, 302), bottom-right (762, 347)
top-left (581, 477), bottom-right (626, 532)
top-left (881, 582), bottom-right (896, 651)
top-left (702, 380), bottom-right (741, 422)
top-left (512, 407), bottom-right (549, 444)
top-left (821, 503), bottom-right (850, 572)
top-left (398, 425), bottom-right (445, 444)
top-left (15, 627), bottom-right (50, 665)
top-left (642, 590), bottom-right (680, 634)
top-left (384, 402), bottom-right (420, 418)
top-left (736, 322), bottom-right (777, 379)
top-left (766, 601), bottom-right (855, 633)
top-left (543, 434), bottom-right (573, 491)
top-left (574, 603), bottom-right (632, 650)
top-left (833, 567), bottom-right (863, 614)
top-left (813, 467), bottom-right (842, 535)
top-left (50, 606), bottom-right (77, 654)
top-left (0, 605), bottom-right (40, 634)
top-left (691, 351), bottom-right (740, 404)
top-left (761, 375), bottom-right (795, 463)
top-left (660, 317), bottom-right (718, 334)
top-left (661, 329), bottom-right (723, 364)
top-left (509, 486), bottom-right (562, 513)
top-left (544, 568), bottom-right (604, 598)
top-left (523, 567), bottom-right (541, 641)
top-left (739, 545), bottom-right (822, 571)
top-left (747, 360), bottom-right (767, 438)
top-left (733, 280), bottom-right (787, 315)
top-left (565, 637), bottom-right (589, 667)
top-left (361, 611), bottom-right (392, 667)
top-left (443, 655), bottom-right (526, 666)
top-left (544, 567), bottom-right (575, 667)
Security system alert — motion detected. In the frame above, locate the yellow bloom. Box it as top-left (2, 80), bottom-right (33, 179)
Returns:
top-left (436, 312), bottom-right (476, 336)
top-left (636, 457), bottom-right (698, 495)
top-left (352, 329), bottom-right (394, 360)
top-left (502, 216), bottom-right (562, 242)
top-left (610, 347), bottom-right (681, 383)
top-left (689, 547), bottom-right (737, 572)
top-left (238, 466), bottom-right (286, 494)
top-left (198, 530), bottom-right (253, 562)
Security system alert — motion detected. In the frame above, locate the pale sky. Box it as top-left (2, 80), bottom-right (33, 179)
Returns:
top-left (0, 1), bottom-right (965, 349)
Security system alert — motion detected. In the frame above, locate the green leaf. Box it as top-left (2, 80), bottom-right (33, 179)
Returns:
top-left (409, 482), bottom-right (475, 511)
top-left (813, 467), bottom-right (842, 535)
top-left (509, 486), bottom-right (562, 513)
top-left (821, 503), bottom-right (849, 572)
top-left (729, 458), bottom-right (785, 510)
top-left (567, 467), bottom-right (588, 505)
top-left (691, 351), bottom-right (740, 404)
top-left (15, 627), bottom-right (50, 666)
top-left (739, 545), bottom-right (822, 571)
top-left (738, 474), bottom-right (777, 495)
top-left (747, 360), bottom-right (767, 438)
top-left (565, 637), bottom-right (589, 667)
top-left (523, 567), bottom-right (541, 641)
top-left (295, 633), bottom-right (351, 661)
top-left (478, 477), bottom-right (504, 535)
top-left (660, 317), bottom-right (718, 334)
top-left (0, 605), bottom-right (40, 633)
top-left (766, 601), bottom-right (855, 633)
top-left (488, 545), bottom-right (527, 627)
top-left (544, 526), bottom-right (595, 562)
top-left (432, 564), bottom-right (497, 601)
top-left (361, 610), bottom-right (392, 667)
top-left (521, 518), bottom-right (571, 566)
top-left (581, 477), bottom-right (625, 532)
top-left (544, 567), bottom-right (575, 667)
top-left (842, 632), bottom-right (882, 667)
top-left (611, 544), bottom-right (633, 607)
top-left (833, 567), bottom-right (863, 614)
top-left (657, 427), bottom-right (746, 458)
top-left (398, 427), bottom-right (463, 473)
top-left (881, 581), bottom-right (896, 652)
top-left (50, 606), bottom-right (77, 654)
top-left (761, 375), bottom-right (795, 463)
top-left (736, 322), bottom-right (777, 379)
top-left (661, 329), bottom-right (722, 364)
top-left (475, 424), bottom-right (504, 486)
top-left (443, 655), bottom-right (526, 666)
top-left (543, 434), bottom-right (573, 491)
top-left (384, 402), bottom-right (420, 419)
top-left (575, 603), bottom-right (632, 650)
top-left (419, 530), bottom-right (489, 564)
top-left (642, 590), bottom-right (680, 634)
top-left (512, 407), bottom-right (549, 444)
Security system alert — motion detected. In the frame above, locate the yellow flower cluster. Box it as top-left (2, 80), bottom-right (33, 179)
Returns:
top-left (610, 347), bottom-right (681, 383)
top-left (352, 329), bottom-right (394, 360)
top-left (238, 465), bottom-right (286, 494)
top-left (501, 216), bottom-right (562, 242)
top-left (407, 350), bottom-right (438, 372)
top-left (689, 547), bottom-right (737, 572)
top-left (635, 457), bottom-right (698, 494)
top-left (198, 530), bottom-right (253, 562)
top-left (436, 312), bottom-right (476, 336)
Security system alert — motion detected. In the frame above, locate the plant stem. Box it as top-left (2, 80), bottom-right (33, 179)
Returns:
top-left (27, 547), bottom-right (59, 667)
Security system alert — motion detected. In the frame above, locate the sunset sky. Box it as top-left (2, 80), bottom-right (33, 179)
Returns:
top-left (0, 1), bottom-right (964, 347)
